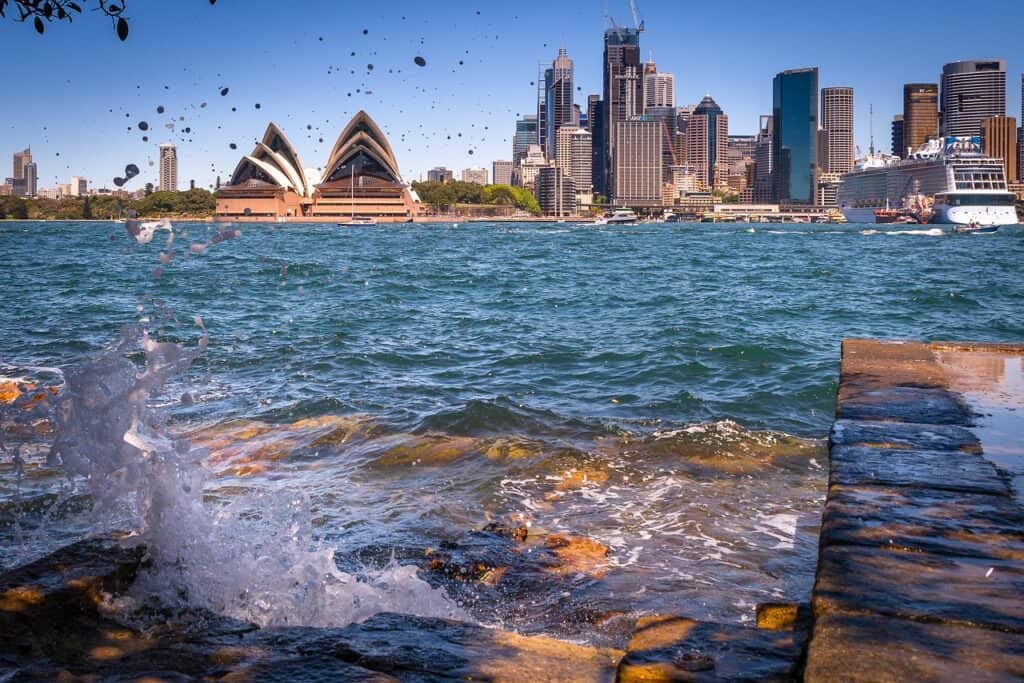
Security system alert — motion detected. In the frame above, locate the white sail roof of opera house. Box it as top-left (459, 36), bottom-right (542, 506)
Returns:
top-left (319, 110), bottom-right (404, 185)
top-left (228, 123), bottom-right (312, 197)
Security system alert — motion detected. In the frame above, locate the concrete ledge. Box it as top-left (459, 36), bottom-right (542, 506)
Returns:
top-left (806, 340), bottom-right (1024, 681)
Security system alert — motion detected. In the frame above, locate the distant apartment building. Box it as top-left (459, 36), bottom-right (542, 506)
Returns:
top-left (158, 143), bottom-right (178, 192)
top-left (981, 115), bottom-right (1018, 183)
top-left (644, 67), bottom-right (675, 109)
top-left (535, 165), bottom-right (575, 217)
top-left (461, 167), bottom-right (488, 185)
top-left (685, 96), bottom-right (728, 191)
top-left (903, 84), bottom-right (938, 156)
top-left (753, 115), bottom-right (774, 203)
top-left (555, 127), bottom-right (593, 208)
top-left (492, 160), bottom-right (513, 186)
top-left (427, 167), bottom-right (454, 184)
top-left (940, 60), bottom-right (1006, 138)
top-left (513, 144), bottom-right (547, 190)
top-left (512, 115), bottom-right (538, 162)
top-left (772, 67), bottom-right (819, 204)
top-left (69, 176), bottom-right (87, 196)
top-left (891, 115), bottom-right (905, 158)
top-left (821, 87), bottom-right (854, 174)
top-left (613, 117), bottom-right (662, 206)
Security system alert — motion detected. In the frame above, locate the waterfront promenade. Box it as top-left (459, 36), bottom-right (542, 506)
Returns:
top-left (806, 339), bottom-right (1024, 681)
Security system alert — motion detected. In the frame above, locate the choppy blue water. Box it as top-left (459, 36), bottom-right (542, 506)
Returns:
top-left (2, 221), bottom-right (1021, 435)
top-left (1, 220), bottom-right (1022, 637)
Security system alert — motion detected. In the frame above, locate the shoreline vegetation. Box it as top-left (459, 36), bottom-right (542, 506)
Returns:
top-left (0, 189), bottom-right (216, 221)
top-left (411, 181), bottom-right (543, 215)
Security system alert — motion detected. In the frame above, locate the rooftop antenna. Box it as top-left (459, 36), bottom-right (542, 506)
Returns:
top-left (869, 103), bottom-right (876, 156)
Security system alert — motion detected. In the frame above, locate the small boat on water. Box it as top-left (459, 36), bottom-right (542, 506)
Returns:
top-left (337, 217), bottom-right (377, 227)
top-left (952, 221), bottom-right (999, 235)
top-left (604, 209), bottom-right (639, 225)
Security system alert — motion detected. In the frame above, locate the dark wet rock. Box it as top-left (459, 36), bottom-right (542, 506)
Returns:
top-left (814, 534), bottom-right (1024, 632)
top-left (829, 419), bottom-right (980, 452)
top-left (329, 612), bottom-right (622, 681)
top-left (482, 519), bottom-right (529, 542)
top-left (837, 386), bottom-right (972, 425)
top-left (806, 612), bottom-right (1024, 682)
top-left (1, 538), bottom-right (622, 681)
top-left (617, 615), bottom-right (806, 682)
top-left (821, 485), bottom-right (1024, 560)
top-left (830, 445), bottom-right (1009, 495)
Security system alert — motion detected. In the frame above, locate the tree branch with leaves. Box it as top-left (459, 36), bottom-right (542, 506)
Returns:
top-left (0, 0), bottom-right (215, 40)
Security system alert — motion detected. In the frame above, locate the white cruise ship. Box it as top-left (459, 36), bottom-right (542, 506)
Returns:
top-left (837, 137), bottom-right (1018, 226)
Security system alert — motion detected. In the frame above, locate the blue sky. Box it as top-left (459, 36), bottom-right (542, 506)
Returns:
top-left (2, 0), bottom-right (1022, 191)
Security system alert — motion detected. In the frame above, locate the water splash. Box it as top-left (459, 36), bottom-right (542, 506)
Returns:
top-left (39, 245), bottom-right (462, 628)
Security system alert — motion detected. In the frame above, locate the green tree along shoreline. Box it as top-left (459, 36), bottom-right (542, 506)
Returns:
top-left (412, 181), bottom-right (541, 215)
top-left (0, 189), bottom-right (217, 220)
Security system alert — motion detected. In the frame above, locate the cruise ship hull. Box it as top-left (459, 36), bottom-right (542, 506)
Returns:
top-left (929, 204), bottom-right (1018, 227)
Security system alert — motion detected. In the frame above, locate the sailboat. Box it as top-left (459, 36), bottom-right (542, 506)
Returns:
top-left (337, 170), bottom-right (377, 227)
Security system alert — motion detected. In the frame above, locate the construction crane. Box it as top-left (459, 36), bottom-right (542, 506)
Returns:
top-left (628, 0), bottom-right (645, 32)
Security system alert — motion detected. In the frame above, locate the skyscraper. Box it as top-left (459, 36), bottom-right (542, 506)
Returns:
top-left (590, 98), bottom-right (606, 197)
top-left (544, 49), bottom-right (574, 160)
top-left (614, 117), bottom-right (662, 206)
top-left (685, 96), bottom-right (729, 191)
top-left (556, 127), bottom-right (593, 207)
top-left (513, 115), bottom-right (538, 163)
top-left (22, 161), bottom-right (37, 197)
top-left (12, 148), bottom-right (31, 181)
top-left (821, 87), bottom-right (854, 174)
top-left (644, 68), bottom-right (675, 109)
top-left (158, 143), bottom-right (178, 192)
top-left (754, 115), bottom-right (774, 203)
top-left (492, 160), bottom-right (513, 186)
top-left (603, 27), bottom-right (643, 202)
top-left (586, 95), bottom-right (601, 134)
top-left (772, 67), bottom-right (819, 204)
top-left (645, 106), bottom-right (683, 180)
top-left (69, 176), bottom-right (87, 196)
top-left (940, 60), bottom-right (1007, 138)
top-left (903, 83), bottom-right (939, 155)
top-left (891, 115), bottom-right (905, 158)
top-left (981, 116), bottom-right (1017, 183)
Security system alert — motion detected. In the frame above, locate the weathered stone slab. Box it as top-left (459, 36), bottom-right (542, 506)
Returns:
top-left (813, 543), bottom-right (1024, 632)
top-left (806, 612), bottom-right (1024, 682)
top-left (616, 615), bottom-right (805, 682)
top-left (829, 419), bottom-right (980, 452)
top-left (830, 444), bottom-right (1009, 495)
top-left (821, 484), bottom-right (1024, 560)
top-left (837, 386), bottom-right (972, 425)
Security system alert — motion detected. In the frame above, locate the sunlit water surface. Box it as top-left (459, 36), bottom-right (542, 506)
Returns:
top-left (1, 220), bottom-right (1022, 644)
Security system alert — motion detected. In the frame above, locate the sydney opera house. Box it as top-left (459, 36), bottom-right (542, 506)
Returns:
top-left (216, 111), bottom-right (421, 222)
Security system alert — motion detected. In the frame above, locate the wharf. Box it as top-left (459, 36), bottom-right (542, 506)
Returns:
top-left (805, 339), bottom-right (1024, 681)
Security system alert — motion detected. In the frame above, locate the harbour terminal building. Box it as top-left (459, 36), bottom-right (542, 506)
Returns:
top-left (216, 111), bottom-right (421, 222)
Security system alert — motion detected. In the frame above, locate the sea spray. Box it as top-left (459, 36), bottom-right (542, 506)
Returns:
top-left (38, 223), bottom-right (463, 628)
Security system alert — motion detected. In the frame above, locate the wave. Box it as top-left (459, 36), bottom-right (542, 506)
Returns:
top-left (861, 227), bottom-right (945, 237)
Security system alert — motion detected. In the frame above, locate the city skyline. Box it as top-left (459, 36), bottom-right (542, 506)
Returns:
top-left (1, 0), bottom-right (1023, 191)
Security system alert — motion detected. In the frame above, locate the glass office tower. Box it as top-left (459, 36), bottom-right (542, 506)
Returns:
top-left (772, 67), bottom-right (818, 204)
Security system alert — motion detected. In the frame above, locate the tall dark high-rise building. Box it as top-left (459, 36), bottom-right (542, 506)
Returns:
top-left (686, 96), bottom-right (728, 190)
top-left (891, 115), bottom-right (905, 158)
top-left (821, 87), bottom-right (854, 174)
top-left (590, 98), bottom-right (607, 197)
top-left (772, 67), bottom-right (819, 204)
top-left (12, 148), bottom-right (31, 181)
top-left (587, 95), bottom-right (600, 134)
top-left (544, 48), bottom-right (575, 160)
top-left (903, 83), bottom-right (938, 155)
top-left (603, 27), bottom-right (643, 202)
top-left (940, 60), bottom-right (1006, 138)
top-left (538, 65), bottom-right (551, 155)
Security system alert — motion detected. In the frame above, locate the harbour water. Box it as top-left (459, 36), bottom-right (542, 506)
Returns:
top-left (1, 220), bottom-right (1022, 646)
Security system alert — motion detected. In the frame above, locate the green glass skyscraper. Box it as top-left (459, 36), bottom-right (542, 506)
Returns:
top-left (772, 68), bottom-right (818, 204)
